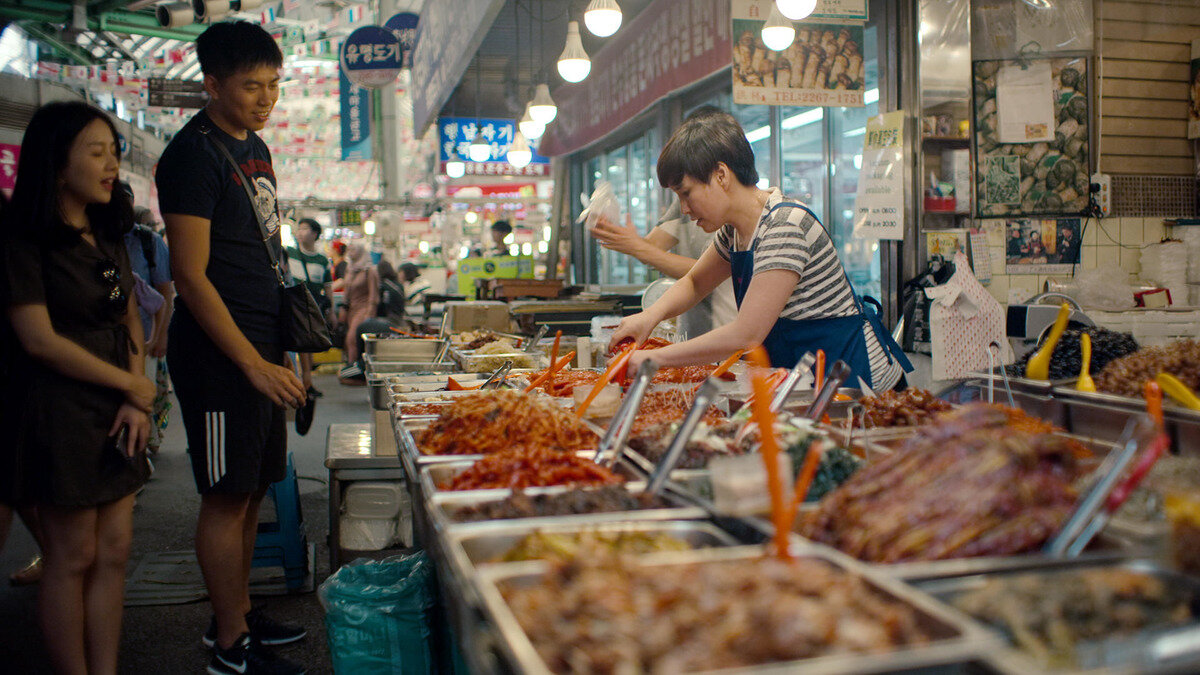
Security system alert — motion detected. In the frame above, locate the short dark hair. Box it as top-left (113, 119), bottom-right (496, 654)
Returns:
top-left (656, 111), bottom-right (758, 189)
top-left (377, 259), bottom-right (398, 282)
top-left (1, 101), bottom-right (131, 248)
top-left (298, 217), bottom-right (321, 237)
top-left (196, 21), bottom-right (283, 80)
top-left (490, 220), bottom-right (512, 235)
top-left (400, 262), bottom-right (421, 281)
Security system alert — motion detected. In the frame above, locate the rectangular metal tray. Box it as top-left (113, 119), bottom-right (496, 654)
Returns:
top-left (914, 558), bottom-right (1200, 674)
top-left (472, 543), bottom-right (999, 675)
top-left (363, 353), bottom-right (461, 375)
top-left (362, 334), bottom-right (444, 360)
top-left (452, 349), bottom-right (546, 373)
top-left (419, 457), bottom-right (641, 496)
top-left (1052, 387), bottom-right (1200, 454)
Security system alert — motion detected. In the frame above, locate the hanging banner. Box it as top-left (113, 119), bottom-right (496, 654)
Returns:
top-left (852, 110), bottom-right (905, 241)
top-left (340, 68), bottom-right (373, 161)
top-left (384, 12), bottom-right (420, 68)
top-left (731, 0), bottom-right (866, 107)
top-left (438, 117), bottom-right (550, 176)
top-left (0, 143), bottom-right (19, 196)
top-left (538, 0), bottom-right (731, 157)
top-left (339, 26), bottom-right (403, 89)
top-left (410, 0), bottom-right (507, 136)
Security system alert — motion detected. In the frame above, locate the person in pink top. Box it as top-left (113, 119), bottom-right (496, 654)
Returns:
top-left (341, 241), bottom-right (378, 369)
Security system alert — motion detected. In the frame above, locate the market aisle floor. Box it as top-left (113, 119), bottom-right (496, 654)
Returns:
top-left (0, 372), bottom-right (370, 674)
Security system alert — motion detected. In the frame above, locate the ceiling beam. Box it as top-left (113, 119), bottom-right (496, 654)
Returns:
top-left (17, 21), bottom-right (98, 65)
top-left (91, 11), bottom-right (204, 42)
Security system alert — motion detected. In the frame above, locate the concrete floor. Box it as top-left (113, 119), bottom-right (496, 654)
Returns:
top-left (0, 372), bottom-right (371, 674)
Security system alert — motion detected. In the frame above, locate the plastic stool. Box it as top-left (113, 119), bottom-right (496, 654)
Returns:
top-left (253, 452), bottom-right (309, 591)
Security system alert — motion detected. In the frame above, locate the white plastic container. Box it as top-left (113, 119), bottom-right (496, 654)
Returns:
top-left (339, 516), bottom-right (397, 551)
top-left (343, 481), bottom-right (404, 519)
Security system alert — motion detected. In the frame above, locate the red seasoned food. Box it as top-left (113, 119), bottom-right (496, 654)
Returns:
top-left (524, 368), bottom-right (603, 397)
top-left (798, 404), bottom-right (1087, 562)
top-left (651, 364), bottom-right (738, 384)
top-left (858, 388), bottom-right (952, 428)
top-left (629, 390), bottom-right (725, 436)
top-left (397, 403), bottom-right (447, 416)
top-left (439, 447), bottom-right (624, 491)
top-left (417, 389), bottom-right (597, 455)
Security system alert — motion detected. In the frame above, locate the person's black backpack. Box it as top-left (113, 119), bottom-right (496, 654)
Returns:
top-left (131, 224), bottom-right (157, 273)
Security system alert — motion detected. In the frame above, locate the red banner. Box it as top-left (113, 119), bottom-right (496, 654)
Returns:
top-left (537, 0), bottom-right (732, 157)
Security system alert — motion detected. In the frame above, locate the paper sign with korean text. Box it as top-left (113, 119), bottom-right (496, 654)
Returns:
top-left (852, 111), bottom-right (905, 240)
top-left (732, 0), bottom-right (866, 107)
top-left (438, 117), bottom-right (550, 176)
top-left (340, 26), bottom-right (402, 88)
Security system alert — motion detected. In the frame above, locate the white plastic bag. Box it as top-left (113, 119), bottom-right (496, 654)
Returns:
top-left (1140, 241), bottom-right (1188, 306)
top-left (1064, 266), bottom-right (1135, 310)
top-left (577, 180), bottom-right (621, 231)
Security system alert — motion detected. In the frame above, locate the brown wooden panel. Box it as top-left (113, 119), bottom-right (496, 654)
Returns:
top-left (1101, 59), bottom-right (1190, 81)
top-left (1100, 20), bottom-right (1200, 44)
top-left (1101, 136), bottom-right (1194, 157)
top-left (1101, 40), bottom-right (1191, 62)
top-left (1101, 97), bottom-right (1189, 119)
top-left (1102, 117), bottom-right (1189, 137)
top-left (1099, 155), bottom-right (1194, 175)
top-left (1101, 78), bottom-right (1189, 100)
top-left (1102, 1), bottom-right (1200, 24)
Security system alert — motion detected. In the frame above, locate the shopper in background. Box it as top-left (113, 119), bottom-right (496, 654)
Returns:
top-left (400, 262), bottom-right (432, 314)
top-left (155, 21), bottom-right (306, 675)
top-left (1, 101), bottom-right (152, 675)
top-left (329, 239), bottom-right (347, 282)
top-left (376, 259), bottom-right (406, 321)
top-left (337, 241), bottom-right (378, 385)
top-left (125, 203), bottom-right (174, 455)
top-left (488, 219), bottom-right (514, 256)
top-left (285, 217), bottom-right (331, 399)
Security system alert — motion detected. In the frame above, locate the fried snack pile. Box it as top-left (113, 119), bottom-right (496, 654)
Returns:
top-left (1095, 339), bottom-right (1200, 399)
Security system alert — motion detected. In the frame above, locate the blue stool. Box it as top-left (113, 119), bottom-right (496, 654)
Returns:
top-left (253, 452), bottom-right (309, 591)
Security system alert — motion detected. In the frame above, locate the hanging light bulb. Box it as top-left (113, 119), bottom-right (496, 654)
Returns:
top-left (761, 3), bottom-right (796, 51)
top-left (445, 160), bottom-right (466, 178)
top-left (584, 0), bottom-right (622, 37)
top-left (529, 83), bottom-right (557, 124)
top-left (519, 105), bottom-right (545, 140)
top-left (507, 131), bottom-right (532, 168)
top-left (557, 21), bottom-right (591, 83)
top-left (468, 127), bottom-right (492, 162)
top-left (775, 0), bottom-right (817, 21)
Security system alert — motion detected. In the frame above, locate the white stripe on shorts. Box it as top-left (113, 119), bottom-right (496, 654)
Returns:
top-left (206, 412), bottom-right (226, 487)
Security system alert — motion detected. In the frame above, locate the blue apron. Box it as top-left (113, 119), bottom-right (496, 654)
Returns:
top-left (729, 202), bottom-right (912, 387)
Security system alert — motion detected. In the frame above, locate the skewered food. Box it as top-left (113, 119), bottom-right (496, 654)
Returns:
top-left (439, 447), bottom-right (623, 491)
top-left (798, 404), bottom-right (1087, 562)
top-left (858, 389), bottom-right (952, 428)
top-left (502, 554), bottom-right (937, 672)
top-left (494, 530), bottom-right (692, 563)
top-left (417, 390), bottom-right (597, 455)
top-left (451, 486), bottom-right (673, 523)
top-left (949, 568), bottom-right (1192, 669)
top-left (1004, 327), bottom-right (1139, 380)
top-left (1095, 339), bottom-right (1200, 399)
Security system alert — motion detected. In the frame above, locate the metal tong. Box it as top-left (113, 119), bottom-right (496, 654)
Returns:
top-left (594, 360), bottom-right (659, 467)
top-left (804, 360), bottom-right (851, 421)
top-left (644, 377), bottom-right (720, 496)
top-left (987, 341), bottom-right (1015, 407)
top-left (524, 325), bottom-right (549, 353)
top-left (479, 360), bottom-right (513, 389)
top-left (433, 338), bottom-right (451, 364)
top-left (1045, 415), bottom-right (1160, 557)
top-left (768, 352), bottom-right (815, 413)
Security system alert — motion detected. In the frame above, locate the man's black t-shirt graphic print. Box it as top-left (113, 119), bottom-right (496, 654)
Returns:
top-left (156, 108), bottom-right (283, 343)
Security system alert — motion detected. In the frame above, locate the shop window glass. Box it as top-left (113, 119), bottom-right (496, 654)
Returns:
top-left (732, 104), bottom-right (771, 189)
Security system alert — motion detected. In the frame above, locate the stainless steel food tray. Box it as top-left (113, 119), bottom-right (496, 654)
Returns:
top-left (1051, 387), bottom-right (1200, 454)
top-left (914, 558), bottom-right (1200, 674)
top-left (957, 375), bottom-right (1070, 428)
top-left (419, 457), bottom-right (640, 496)
top-left (363, 353), bottom-right (461, 375)
top-left (451, 349), bottom-right (547, 373)
top-left (472, 543), bottom-right (999, 675)
top-left (362, 334), bottom-right (444, 360)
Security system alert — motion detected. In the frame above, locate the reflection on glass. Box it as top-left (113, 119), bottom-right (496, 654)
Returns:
top-left (780, 106), bottom-right (825, 222)
top-left (606, 145), bottom-right (630, 285)
top-left (628, 134), bottom-right (652, 283)
top-left (732, 103), bottom-right (771, 189)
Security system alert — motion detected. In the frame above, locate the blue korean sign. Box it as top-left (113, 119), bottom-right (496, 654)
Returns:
top-left (384, 12), bottom-right (419, 68)
top-left (340, 68), bottom-right (372, 161)
top-left (438, 117), bottom-right (550, 176)
top-left (339, 26), bottom-right (402, 89)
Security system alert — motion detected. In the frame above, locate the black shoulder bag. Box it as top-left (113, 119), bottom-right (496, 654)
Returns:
top-left (199, 126), bottom-right (332, 353)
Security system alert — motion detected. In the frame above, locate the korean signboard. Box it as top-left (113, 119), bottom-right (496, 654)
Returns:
top-left (410, 0), bottom-right (507, 135)
top-left (731, 0), bottom-right (866, 107)
top-left (384, 12), bottom-right (420, 68)
top-left (147, 77), bottom-right (206, 108)
top-left (852, 111), bottom-right (905, 241)
top-left (340, 68), bottom-right (372, 161)
top-left (339, 26), bottom-right (402, 89)
top-left (438, 117), bottom-right (551, 177)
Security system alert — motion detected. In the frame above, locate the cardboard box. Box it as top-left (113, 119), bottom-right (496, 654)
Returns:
top-left (441, 301), bottom-right (511, 333)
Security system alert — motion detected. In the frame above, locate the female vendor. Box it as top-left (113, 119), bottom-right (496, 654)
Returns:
top-left (609, 109), bottom-right (910, 390)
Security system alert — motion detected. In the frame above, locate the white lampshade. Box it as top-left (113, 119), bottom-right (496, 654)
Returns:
top-left (519, 106), bottom-right (545, 140)
top-left (528, 83), bottom-right (557, 124)
top-left (507, 132), bottom-right (532, 168)
top-left (468, 132), bottom-right (492, 162)
top-left (445, 160), bottom-right (466, 178)
top-left (557, 21), bottom-right (591, 83)
top-left (584, 0), bottom-right (622, 37)
top-left (776, 0), bottom-right (817, 21)
top-left (761, 4), bottom-right (796, 51)
top-left (363, 219), bottom-right (376, 235)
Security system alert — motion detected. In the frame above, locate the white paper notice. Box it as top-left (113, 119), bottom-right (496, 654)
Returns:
top-left (996, 62), bottom-right (1055, 144)
top-left (969, 230), bottom-right (992, 283)
top-left (852, 110), bottom-right (905, 241)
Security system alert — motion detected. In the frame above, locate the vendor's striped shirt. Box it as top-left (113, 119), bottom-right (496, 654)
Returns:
top-left (714, 188), bottom-right (902, 389)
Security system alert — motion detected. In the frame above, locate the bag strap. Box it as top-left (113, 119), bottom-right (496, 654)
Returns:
top-left (198, 124), bottom-right (286, 288)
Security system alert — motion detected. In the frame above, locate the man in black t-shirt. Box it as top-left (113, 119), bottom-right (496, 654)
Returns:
top-left (156, 21), bottom-right (306, 675)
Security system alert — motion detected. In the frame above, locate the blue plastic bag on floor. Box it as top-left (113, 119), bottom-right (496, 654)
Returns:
top-left (319, 552), bottom-right (433, 674)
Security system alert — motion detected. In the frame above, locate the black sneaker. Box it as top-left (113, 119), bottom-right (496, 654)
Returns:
top-left (203, 608), bottom-right (307, 648)
top-left (208, 633), bottom-right (306, 675)
top-left (307, 386), bottom-right (324, 399)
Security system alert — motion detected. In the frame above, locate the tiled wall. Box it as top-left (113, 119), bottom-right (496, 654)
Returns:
top-left (976, 216), bottom-right (1167, 305)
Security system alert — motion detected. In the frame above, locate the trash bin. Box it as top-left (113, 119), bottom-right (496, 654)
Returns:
top-left (319, 552), bottom-right (434, 674)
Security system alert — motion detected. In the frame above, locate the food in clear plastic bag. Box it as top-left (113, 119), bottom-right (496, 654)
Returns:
top-left (577, 180), bottom-right (621, 231)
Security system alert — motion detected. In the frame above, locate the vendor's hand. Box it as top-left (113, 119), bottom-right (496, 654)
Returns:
top-left (124, 374), bottom-right (156, 412)
top-left (148, 333), bottom-right (168, 359)
top-left (243, 357), bottom-right (306, 409)
top-left (590, 214), bottom-right (645, 256)
top-left (110, 402), bottom-right (151, 458)
top-left (608, 312), bottom-right (657, 355)
top-left (625, 348), bottom-right (658, 375)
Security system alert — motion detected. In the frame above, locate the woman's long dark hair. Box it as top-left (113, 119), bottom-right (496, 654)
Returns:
top-left (1, 101), bottom-right (132, 247)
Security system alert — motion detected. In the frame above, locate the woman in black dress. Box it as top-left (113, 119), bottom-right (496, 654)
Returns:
top-left (1, 102), bottom-right (153, 674)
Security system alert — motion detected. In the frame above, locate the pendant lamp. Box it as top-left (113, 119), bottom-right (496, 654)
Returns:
top-left (446, 160), bottom-right (466, 178)
top-left (519, 105), bottom-right (545, 140)
top-left (584, 0), bottom-right (622, 37)
top-left (507, 131), bottom-right (532, 168)
top-left (529, 83), bottom-right (557, 124)
top-left (775, 0), bottom-right (817, 21)
top-left (761, 3), bottom-right (796, 51)
top-left (557, 21), bottom-right (591, 83)
top-left (467, 51), bottom-right (491, 163)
